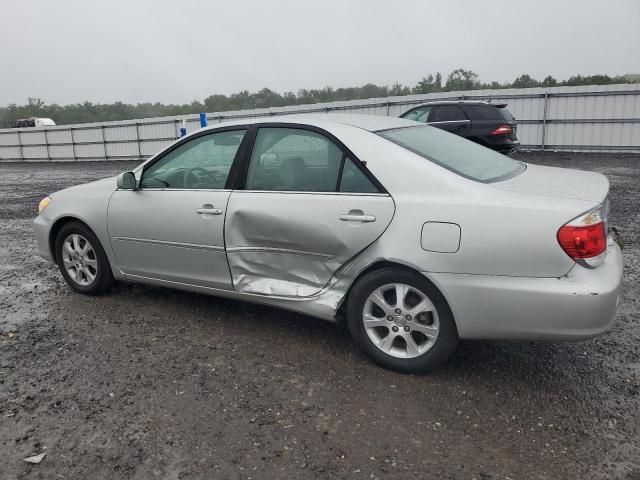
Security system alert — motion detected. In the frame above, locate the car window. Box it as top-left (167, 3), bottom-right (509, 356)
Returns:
top-left (497, 107), bottom-right (514, 121)
top-left (245, 128), bottom-right (344, 192)
top-left (140, 130), bottom-right (246, 189)
top-left (339, 157), bottom-right (380, 193)
top-left (378, 125), bottom-right (525, 182)
top-left (467, 105), bottom-right (510, 121)
top-left (432, 105), bottom-right (466, 122)
top-left (401, 106), bottom-right (431, 123)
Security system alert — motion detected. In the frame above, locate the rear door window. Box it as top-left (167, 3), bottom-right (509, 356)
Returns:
top-left (245, 127), bottom-right (383, 193)
top-left (245, 127), bottom-right (343, 192)
top-left (431, 106), bottom-right (466, 122)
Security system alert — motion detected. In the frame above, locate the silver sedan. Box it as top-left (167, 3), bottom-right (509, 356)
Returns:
top-left (34, 114), bottom-right (623, 372)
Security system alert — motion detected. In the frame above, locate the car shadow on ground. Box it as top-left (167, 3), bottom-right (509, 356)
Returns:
top-left (102, 280), bottom-right (614, 405)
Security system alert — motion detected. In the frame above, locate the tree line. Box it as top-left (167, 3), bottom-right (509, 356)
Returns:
top-left (1, 70), bottom-right (638, 126)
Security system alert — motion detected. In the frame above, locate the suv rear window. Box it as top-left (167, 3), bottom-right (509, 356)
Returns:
top-left (377, 125), bottom-right (525, 183)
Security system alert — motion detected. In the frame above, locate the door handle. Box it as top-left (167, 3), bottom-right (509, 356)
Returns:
top-left (195, 206), bottom-right (223, 215)
top-left (339, 213), bottom-right (376, 222)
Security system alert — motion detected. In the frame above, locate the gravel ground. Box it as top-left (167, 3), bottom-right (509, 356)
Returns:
top-left (0, 152), bottom-right (639, 480)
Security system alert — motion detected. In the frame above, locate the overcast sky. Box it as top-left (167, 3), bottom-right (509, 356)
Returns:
top-left (1, 0), bottom-right (639, 106)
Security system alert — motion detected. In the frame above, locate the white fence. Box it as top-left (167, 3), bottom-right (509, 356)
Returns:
top-left (1, 83), bottom-right (639, 162)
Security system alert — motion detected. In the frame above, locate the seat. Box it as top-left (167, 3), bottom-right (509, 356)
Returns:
top-left (278, 157), bottom-right (307, 190)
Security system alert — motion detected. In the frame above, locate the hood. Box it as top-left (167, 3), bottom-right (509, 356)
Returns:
top-left (491, 163), bottom-right (609, 204)
top-left (52, 176), bottom-right (117, 199)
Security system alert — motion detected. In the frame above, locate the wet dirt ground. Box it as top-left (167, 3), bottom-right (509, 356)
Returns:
top-left (0, 152), bottom-right (639, 480)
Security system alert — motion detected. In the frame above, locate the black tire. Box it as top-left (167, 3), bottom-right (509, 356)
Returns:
top-left (54, 221), bottom-right (114, 295)
top-left (347, 267), bottom-right (458, 373)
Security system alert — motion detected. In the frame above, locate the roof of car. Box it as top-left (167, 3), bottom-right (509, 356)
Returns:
top-left (407, 100), bottom-right (508, 108)
top-left (203, 113), bottom-right (418, 133)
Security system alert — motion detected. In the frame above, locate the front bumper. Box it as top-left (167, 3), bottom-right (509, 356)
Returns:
top-left (429, 238), bottom-right (623, 340)
top-left (34, 214), bottom-right (54, 263)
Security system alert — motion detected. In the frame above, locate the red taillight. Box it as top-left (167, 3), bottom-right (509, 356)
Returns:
top-left (491, 124), bottom-right (512, 136)
top-left (557, 223), bottom-right (606, 258)
top-left (557, 203), bottom-right (608, 268)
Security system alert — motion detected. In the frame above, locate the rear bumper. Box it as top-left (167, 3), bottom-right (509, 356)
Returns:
top-left (428, 238), bottom-right (623, 340)
top-left (480, 136), bottom-right (520, 153)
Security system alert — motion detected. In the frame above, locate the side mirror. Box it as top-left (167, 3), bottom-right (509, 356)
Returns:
top-left (117, 171), bottom-right (137, 190)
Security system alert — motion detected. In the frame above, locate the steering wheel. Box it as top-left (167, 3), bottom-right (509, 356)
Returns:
top-left (183, 167), bottom-right (210, 188)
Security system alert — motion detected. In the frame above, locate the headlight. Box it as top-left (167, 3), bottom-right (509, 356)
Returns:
top-left (38, 196), bottom-right (52, 213)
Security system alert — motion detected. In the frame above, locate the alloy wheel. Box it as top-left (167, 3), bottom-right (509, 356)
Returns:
top-left (362, 283), bottom-right (440, 359)
top-left (61, 233), bottom-right (98, 286)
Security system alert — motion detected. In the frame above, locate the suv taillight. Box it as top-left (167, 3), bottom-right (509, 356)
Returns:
top-left (491, 124), bottom-right (512, 135)
top-left (557, 201), bottom-right (609, 268)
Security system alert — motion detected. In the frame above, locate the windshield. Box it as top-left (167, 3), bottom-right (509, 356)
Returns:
top-left (377, 125), bottom-right (525, 182)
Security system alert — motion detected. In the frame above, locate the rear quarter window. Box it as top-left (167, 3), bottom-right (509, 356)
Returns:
top-left (498, 107), bottom-right (514, 121)
top-left (467, 105), bottom-right (511, 121)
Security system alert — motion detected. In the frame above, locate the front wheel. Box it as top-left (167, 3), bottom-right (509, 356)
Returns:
top-left (54, 221), bottom-right (113, 295)
top-left (347, 268), bottom-right (458, 373)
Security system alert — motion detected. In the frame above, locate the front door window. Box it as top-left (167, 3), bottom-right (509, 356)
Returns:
top-left (141, 130), bottom-right (246, 189)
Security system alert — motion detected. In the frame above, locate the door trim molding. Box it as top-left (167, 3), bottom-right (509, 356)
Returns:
top-left (427, 120), bottom-right (472, 125)
top-left (226, 246), bottom-right (334, 260)
top-left (232, 190), bottom-right (390, 197)
top-left (112, 236), bottom-right (225, 252)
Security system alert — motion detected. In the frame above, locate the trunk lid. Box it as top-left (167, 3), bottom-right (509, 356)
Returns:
top-left (491, 163), bottom-right (609, 204)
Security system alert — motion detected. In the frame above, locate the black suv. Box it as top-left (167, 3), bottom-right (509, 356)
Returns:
top-left (399, 101), bottom-right (520, 154)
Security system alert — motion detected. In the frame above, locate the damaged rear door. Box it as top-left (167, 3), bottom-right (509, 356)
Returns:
top-left (225, 126), bottom-right (395, 297)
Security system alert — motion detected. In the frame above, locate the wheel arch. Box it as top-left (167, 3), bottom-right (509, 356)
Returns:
top-left (336, 260), bottom-right (458, 331)
top-left (49, 215), bottom-right (116, 294)
top-left (49, 216), bottom-right (96, 263)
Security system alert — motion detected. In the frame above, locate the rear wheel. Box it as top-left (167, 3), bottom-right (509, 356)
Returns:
top-left (347, 268), bottom-right (458, 373)
top-left (54, 222), bottom-right (113, 295)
